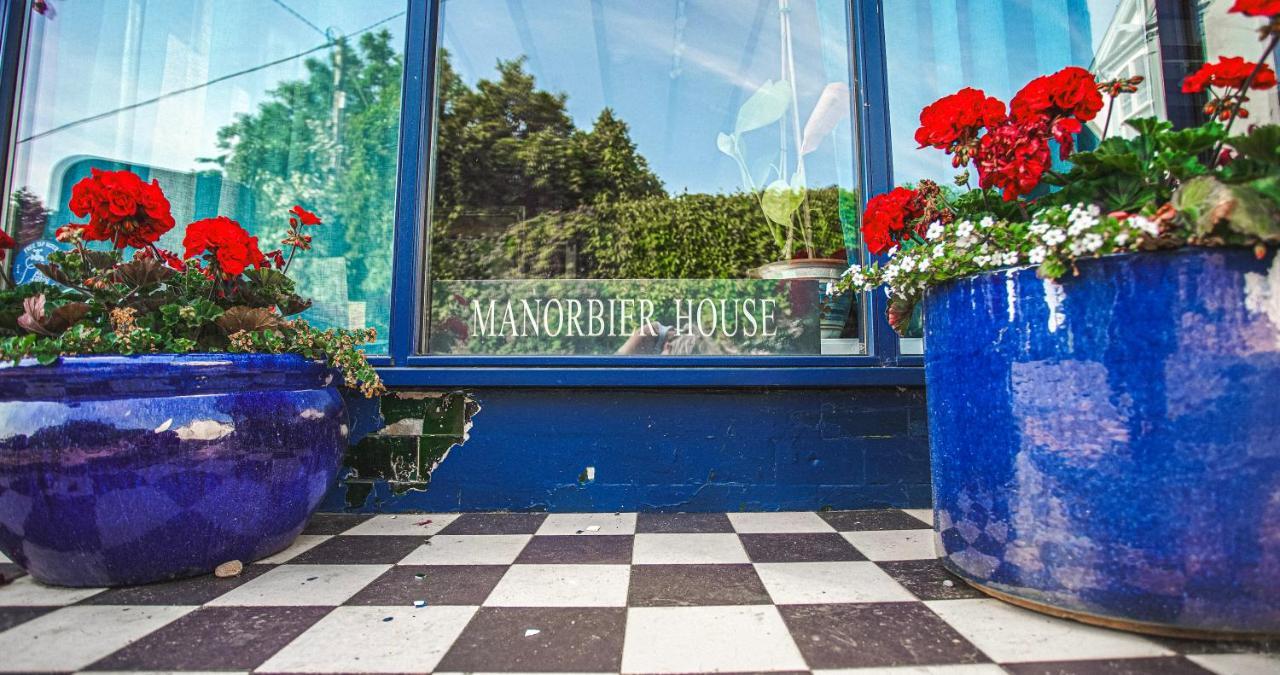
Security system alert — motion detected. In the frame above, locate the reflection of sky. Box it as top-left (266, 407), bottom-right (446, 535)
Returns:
top-left (439, 0), bottom-right (859, 196)
top-left (883, 0), bottom-right (1121, 186)
top-left (11, 0), bottom-right (406, 201)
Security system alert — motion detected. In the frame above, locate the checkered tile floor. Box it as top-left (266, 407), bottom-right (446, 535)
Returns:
top-left (1, 510), bottom-right (1277, 674)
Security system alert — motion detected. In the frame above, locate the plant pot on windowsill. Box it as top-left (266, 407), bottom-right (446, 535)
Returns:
top-left (924, 247), bottom-right (1280, 638)
top-left (751, 257), bottom-right (851, 340)
top-left (0, 353), bottom-right (349, 587)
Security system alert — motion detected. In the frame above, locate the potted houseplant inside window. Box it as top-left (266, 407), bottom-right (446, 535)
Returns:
top-left (717, 0), bottom-right (856, 341)
top-left (837, 2), bottom-right (1280, 638)
top-left (0, 169), bottom-right (385, 587)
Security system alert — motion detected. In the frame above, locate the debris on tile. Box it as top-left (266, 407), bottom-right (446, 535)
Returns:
top-left (390, 515), bottom-right (397, 519)
top-left (585, 525), bottom-right (601, 532)
top-left (415, 573), bottom-right (426, 580)
top-left (416, 519), bottom-right (434, 526)
top-left (575, 530), bottom-right (584, 534)
top-left (383, 616), bottom-right (394, 622)
top-left (214, 560), bottom-right (243, 578)
top-left (524, 628), bottom-right (541, 637)
top-left (413, 600), bottom-right (426, 608)
top-left (943, 580), bottom-right (955, 587)
top-left (306, 576), bottom-right (319, 581)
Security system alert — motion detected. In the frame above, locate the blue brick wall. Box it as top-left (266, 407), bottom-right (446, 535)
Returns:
top-left (321, 387), bottom-right (931, 513)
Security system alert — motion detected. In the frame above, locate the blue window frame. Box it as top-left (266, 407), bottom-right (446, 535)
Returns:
top-left (8, 1), bottom-right (1251, 387)
top-left (375, 0), bottom-right (914, 387)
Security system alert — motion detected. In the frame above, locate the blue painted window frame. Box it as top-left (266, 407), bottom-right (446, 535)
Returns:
top-left (0, 0), bottom-right (917, 387)
top-left (380, 0), bottom-right (918, 387)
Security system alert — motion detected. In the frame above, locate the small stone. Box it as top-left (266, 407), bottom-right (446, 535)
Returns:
top-left (524, 629), bottom-right (541, 637)
top-left (943, 580), bottom-right (954, 587)
top-left (390, 515), bottom-right (398, 519)
top-left (413, 600), bottom-right (426, 608)
top-left (214, 560), bottom-right (243, 578)
top-left (415, 573), bottom-right (426, 580)
top-left (585, 525), bottom-right (601, 532)
top-left (383, 616), bottom-right (394, 622)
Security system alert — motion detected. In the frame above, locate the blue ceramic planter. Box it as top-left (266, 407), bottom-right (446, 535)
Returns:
top-left (924, 247), bottom-right (1280, 638)
top-left (0, 353), bottom-right (348, 587)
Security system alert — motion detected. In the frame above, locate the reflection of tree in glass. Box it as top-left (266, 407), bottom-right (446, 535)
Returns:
top-left (202, 31), bottom-right (403, 314)
top-left (430, 54), bottom-right (850, 283)
top-left (8, 188), bottom-right (51, 250)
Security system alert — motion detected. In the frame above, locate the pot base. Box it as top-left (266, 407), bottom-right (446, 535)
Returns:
top-left (959, 574), bottom-right (1279, 641)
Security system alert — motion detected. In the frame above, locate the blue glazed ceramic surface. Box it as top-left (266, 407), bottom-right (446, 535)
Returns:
top-left (0, 353), bottom-right (348, 587)
top-left (924, 247), bottom-right (1280, 636)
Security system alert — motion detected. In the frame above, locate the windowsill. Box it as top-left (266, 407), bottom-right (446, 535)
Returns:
top-left (373, 359), bottom-right (925, 388)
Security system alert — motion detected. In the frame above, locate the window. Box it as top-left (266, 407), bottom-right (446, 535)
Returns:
top-left (4, 0), bottom-right (408, 352)
top-left (422, 0), bottom-right (864, 357)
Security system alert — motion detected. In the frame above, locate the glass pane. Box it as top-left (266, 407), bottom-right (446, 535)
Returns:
top-left (5, 1), bottom-right (407, 353)
top-left (424, 0), bottom-right (862, 357)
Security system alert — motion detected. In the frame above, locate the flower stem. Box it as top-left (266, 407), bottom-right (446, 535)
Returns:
top-left (1211, 33), bottom-right (1279, 167)
top-left (1100, 96), bottom-right (1116, 141)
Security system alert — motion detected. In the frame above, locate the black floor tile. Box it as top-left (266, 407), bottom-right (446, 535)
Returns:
top-left (79, 566), bottom-right (271, 605)
top-left (287, 535), bottom-right (425, 565)
top-left (85, 606), bottom-right (332, 672)
top-left (628, 564), bottom-right (771, 607)
top-left (819, 509), bottom-right (932, 531)
top-left (635, 512), bottom-right (735, 533)
top-left (345, 565), bottom-right (508, 606)
top-left (878, 559), bottom-right (985, 601)
top-left (301, 513), bottom-right (374, 535)
top-left (0, 606), bottom-right (58, 633)
top-left (516, 535), bottom-right (633, 564)
top-left (437, 513), bottom-right (548, 535)
top-left (1003, 656), bottom-right (1217, 675)
top-left (436, 606), bottom-right (626, 672)
top-left (740, 533), bottom-right (866, 562)
top-left (779, 602), bottom-right (990, 669)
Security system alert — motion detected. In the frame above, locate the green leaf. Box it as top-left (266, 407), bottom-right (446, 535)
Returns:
top-left (734, 79), bottom-right (791, 136)
top-left (1125, 117), bottom-right (1174, 138)
top-left (1227, 124), bottom-right (1280, 164)
top-left (716, 132), bottom-right (736, 157)
top-left (760, 179), bottom-right (804, 227)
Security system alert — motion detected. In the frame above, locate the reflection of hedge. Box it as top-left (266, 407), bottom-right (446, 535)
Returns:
top-left (431, 187), bottom-right (858, 281)
top-left (428, 278), bottom-right (820, 356)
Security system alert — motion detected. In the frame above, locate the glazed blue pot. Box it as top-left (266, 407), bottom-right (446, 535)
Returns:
top-left (0, 353), bottom-right (348, 587)
top-left (924, 247), bottom-right (1280, 638)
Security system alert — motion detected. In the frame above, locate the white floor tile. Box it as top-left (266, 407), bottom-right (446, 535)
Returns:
top-left (535, 513), bottom-right (637, 536)
top-left (258, 605), bottom-right (477, 673)
top-left (255, 534), bottom-right (332, 564)
top-left (754, 561), bottom-right (917, 604)
top-left (342, 514), bottom-right (458, 536)
top-left (903, 509), bottom-right (934, 525)
top-left (0, 604), bottom-right (195, 672)
top-left (1188, 654), bottom-right (1280, 675)
top-left (813, 666), bottom-right (1007, 675)
top-left (631, 533), bottom-right (749, 564)
top-left (205, 564), bottom-right (389, 606)
top-left (622, 605), bottom-right (807, 673)
top-left (728, 511), bottom-right (835, 533)
top-left (843, 530), bottom-right (939, 561)
top-left (0, 575), bottom-right (105, 606)
top-left (925, 598), bottom-right (1174, 663)
top-left (0, 550), bottom-right (9, 563)
top-left (484, 564), bottom-right (630, 607)
top-left (398, 535), bottom-right (531, 565)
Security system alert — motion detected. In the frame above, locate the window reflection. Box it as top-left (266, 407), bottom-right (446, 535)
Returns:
top-left (425, 0), bottom-right (862, 356)
top-left (6, 1), bottom-right (406, 352)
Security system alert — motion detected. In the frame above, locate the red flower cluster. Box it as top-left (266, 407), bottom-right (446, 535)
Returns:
top-left (1230, 0), bottom-right (1280, 17)
top-left (913, 67), bottom-right (1103, 203)
top-left (861, 187), bottom-right (924, 255)
top-left (1182, 56), bottom-right (1278, 93)
top-left (182, 216), bottom-right (267, 276)
top-left (975, 121), bottom-right (1054, 202)
top-left (290, 205), bottom-right (322, 226)
top-left (1010, 66), bottom-right (1104, 159)
top-left (914, 88), bottom-right (1006, 165)
top-left (68, 168), bottom-right (176, 249)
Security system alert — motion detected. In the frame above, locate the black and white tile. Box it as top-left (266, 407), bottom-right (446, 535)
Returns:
top-left (0, 509), bottom-right (1276, 674)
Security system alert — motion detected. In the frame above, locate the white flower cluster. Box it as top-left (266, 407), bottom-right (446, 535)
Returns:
top-left (835, 203), bottom-right (1158, 307)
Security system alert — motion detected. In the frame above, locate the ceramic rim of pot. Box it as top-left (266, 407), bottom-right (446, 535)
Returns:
top-left (750, 257), bottom-right (848, 280)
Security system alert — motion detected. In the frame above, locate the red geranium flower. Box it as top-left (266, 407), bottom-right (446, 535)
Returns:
top-left (1181, 56), bottom-right (1278, 93)
top-left (1230, 0), bottom-right (1280, 17)
top-left (68, 169), bottom-right (175, 249)
top-left (289, 205), bottom-right (322, 226)
top-left (915, 88), bottom-right (1007, 165)
top-left (861, 187), bottom-right (923, 255)
top-left (1011, 66), bottom-right (1103, 159)
top-left (974, 121), bottom-right (1053, 202)
top-left (0, 229), bottom-right (13, 262)
top-left (182, 216), bottom-right (267, 277)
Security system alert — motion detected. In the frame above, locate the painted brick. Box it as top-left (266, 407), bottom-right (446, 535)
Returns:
top-left (322, 387), bottom-right (929, 513)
